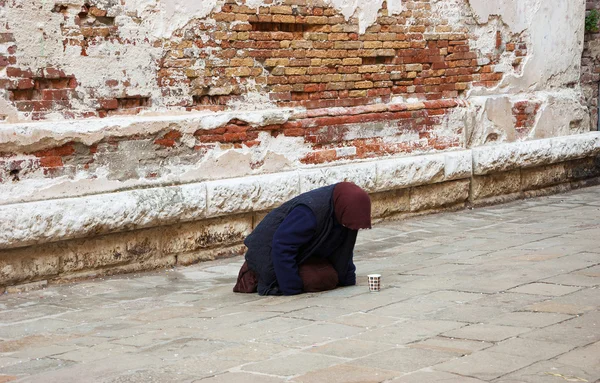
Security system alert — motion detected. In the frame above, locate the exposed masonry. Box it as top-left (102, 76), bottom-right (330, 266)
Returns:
top-left (0, 100), bottom-right (465, 201)
top-left (0, 0), bottom-right (528, 121)
top-left (0, 1), bottom-right (588, 178)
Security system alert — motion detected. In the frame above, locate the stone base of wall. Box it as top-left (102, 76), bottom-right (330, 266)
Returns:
top-left (1, 133), bottom-right (600, 290)
top-left (1, 155), bottom-right (599, 291)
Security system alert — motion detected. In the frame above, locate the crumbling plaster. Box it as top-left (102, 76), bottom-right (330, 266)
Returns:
top-left (452, 0), bottom-right (590, 146)
top-left (125, 0), bottom-right (404, 37)
top-left (2, 0), bottom-right (589, 137)
top-left (0, 1), bottom-right (593, 203)
top-left (468, 0), bottom-right (584, 91)
top-left (0, 108), bottom-right (298, 205)
top-left (6, 1), bottom-right (161, 107)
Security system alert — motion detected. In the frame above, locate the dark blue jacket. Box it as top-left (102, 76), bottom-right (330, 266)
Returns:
top-left (244, 184), bottom-right (357, 295)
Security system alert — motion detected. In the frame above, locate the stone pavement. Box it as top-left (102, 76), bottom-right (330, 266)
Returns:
top-left (1, 187), bottom-right (599, 383)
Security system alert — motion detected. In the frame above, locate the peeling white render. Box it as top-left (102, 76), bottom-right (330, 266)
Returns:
top-left (457, 0), bottom-right (590, 136)
top-left (1, 0), bottom-right (406, 120)
top-left (2, 131), bottom-right (598, 250)
top-left (467, 0), bottom-right (585, 92)
top-left (124, 0), bottom-right (225, 38)
top-left (326, 0), bottom-right (403, 33)
top-left (457, 90), bottom-right (591, 148)
top-left (6, 1), bottom-right (162, 108)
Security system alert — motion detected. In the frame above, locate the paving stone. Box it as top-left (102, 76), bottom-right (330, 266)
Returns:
top-left (508, 283), bottom-right (582, 296)
top-left (0, 358), bottom-right (74, 376)
top-left (329, 312), bottom-right (400, 329)
top-left (366, 299), bottom-right (449, 319)
top-left (192, 372), bottom-right (285, 383)
top-left (489, 337), bottom-right (573, 360)
top-left (543, 287), bottom-right (600, 309)
top-left (433, 350), bottom-right (535, 380)
top-left (429, 304), bottom-right (509, 323)
top-left (260, 322), bottom-right (365, 348)
top-left (283, 306), bottom-right (350, 321)
top-left (291, 363), bottom-right (399, 383)
top-left (489, 311), bottom-right (573, 328)
top-left (210, 343), bottom-right (291, 364)
top-left (11, 354), bottom-right (165, 383)
top-left (2, 186), bottom-right (600, 381)
top-left (543, 272), bottom-right (600, 287)
top-left (145, 338), bottom-right (236, 362)
top-left (354, 320), bottom-right (465, 345)
top-left (241, 352), bottom-right (344, 377)
top-left (57, 343), bottom-right (138, 363)
top-left (389, 370), bottom-right (487, 382)
top-left (450, 276), bottom-right (534, 294)
top-left (525, 301), bottom-right (596, 315)
top-left (419, 290), bottom-right (486, 303)
top-left (209, 317), bottom-right (315, 343)
top-left (387, 276), bottom-right (459, 292)
top-left (0, 319), bottom-right (74, 340)
top-left (304, 288), bottom-right (415, 312)
top-left (9, 344), bottom-right (78, 359)
top-left (494, 360), bottom-right (600, 383)
top-left (0, 306), bottom-right (74, 324)
top-left (441, 324), bottom-right (532, 342)
top-left (158, 355), bottom-right (244, 378)
top-left (101, 370), bottom-right (198, 383)
top-left (351, 347), bottom-right (459, 373)
top-left (0, 358), bottom-right (20, 369)
top-left (407, 336), bottom-right (492, 355)
top-left (307, 339), bottom-right (393, 359)
top-left (553, 341), bottom-right (600, 372)
top-left (520, 311), bottom-right (600, 346)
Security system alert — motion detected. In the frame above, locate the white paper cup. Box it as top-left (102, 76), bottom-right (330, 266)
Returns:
top-left (368, 274), bottom-right (381, 292)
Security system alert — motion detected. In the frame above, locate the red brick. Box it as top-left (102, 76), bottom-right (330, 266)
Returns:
top-left (99, 99), bottom-right (119, 110)
top-left (33, 142), bottom-right (75, 157)
top-left (39, 156), bottom-right (63, 168)
top-left (6, 67), bottom-right (33, 78)
top-left (223, 132), bottom-right (247, 142)
top-left (42, 68), bottom-right (67, 79)
top-left (41, 89), bottom-right (74, 101)
top-left (283, 128), bottom-right (305, 136)
top-left (154, 138), bottom-right (177, 147)
top-left (302, 149), bottom-right (337, 164)
top-left (16, 78), bottom-right (35, 90)
top-left (0, 33), bottom-right (14, 43)
top-left (423, 99), bottom-right (458, 109)
top-left (196, 134), bottom-right (225, 143)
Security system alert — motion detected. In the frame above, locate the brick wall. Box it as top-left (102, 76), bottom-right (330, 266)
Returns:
top-left (0, 0), bottom-right (526, 120)
top-left (0, 0), bottom-right (584, 193)
top-left (583, 0), bottom-right (600, 131)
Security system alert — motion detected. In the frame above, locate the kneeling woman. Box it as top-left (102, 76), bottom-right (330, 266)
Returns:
top-left (234, 182), bottom-right (371, 296)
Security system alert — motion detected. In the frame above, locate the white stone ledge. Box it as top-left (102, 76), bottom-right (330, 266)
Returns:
top-left (0, 184), bottom-right (207, 250)
top-left (1, 132), bottom-right (599, 250)
top-left (472, 132), bottom-right (600, 175)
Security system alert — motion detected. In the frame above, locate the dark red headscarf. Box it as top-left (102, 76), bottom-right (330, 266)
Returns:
top-left (333, 182), bottom-right (372, 230)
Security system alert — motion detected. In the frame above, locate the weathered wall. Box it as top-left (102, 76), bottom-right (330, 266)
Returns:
top-left (0, 0), bottom-right (598, 287)
top-left (0, 0), bottom-right (590, 202)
